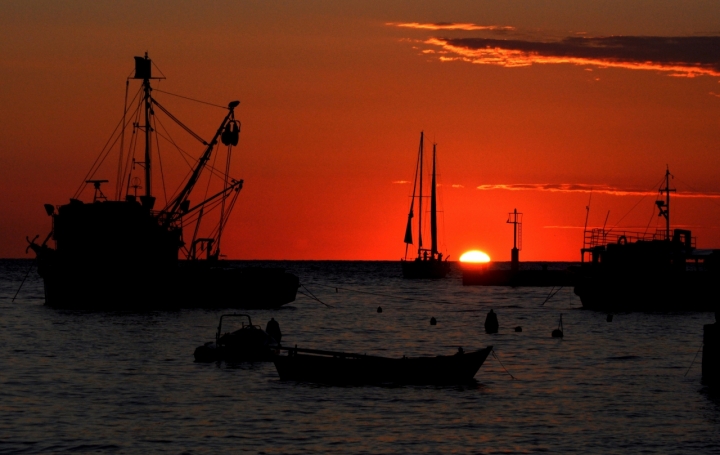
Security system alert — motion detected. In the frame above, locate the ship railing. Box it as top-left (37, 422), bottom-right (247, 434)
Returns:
top-left (582, 228), bottom-right (696, 249)
top-left (584, 228), bottom-right (658, 249)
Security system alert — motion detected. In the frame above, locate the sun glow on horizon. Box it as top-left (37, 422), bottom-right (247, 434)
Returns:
top-left (459, 250), bottom-right (491, 263)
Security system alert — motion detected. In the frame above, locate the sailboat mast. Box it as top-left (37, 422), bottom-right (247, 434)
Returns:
top-left (430, 143), bottom-right (438, 256)
top-left (142, 54), bottom-right (152, 199)
top-left (418, 131), bottom-right (424, 257)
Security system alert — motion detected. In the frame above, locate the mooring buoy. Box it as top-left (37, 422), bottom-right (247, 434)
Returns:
top-left (377, 306), bottom-right (382, 313)
top-left (514, 326), bottom-right (522, 332)
top-left (430, 317), bottom-right (437, 325)
top-left (607, 314), bottom-right (613, 322)
top-left (484, 309), bottom-right (499, 334)
top-left (552, 314), bottom-right (564, 338)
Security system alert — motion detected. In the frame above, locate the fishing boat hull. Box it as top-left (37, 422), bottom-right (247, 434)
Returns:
top-left (401, 259), bottom-right (450, 279)
top-left (574, 170), bottom-right (720, 313)
top-left (38, 257), bottom-right (299, 310)
top-left (574, 271), bottom-right (719, 312)
top-left (273, 346), bottom-right (493, 385)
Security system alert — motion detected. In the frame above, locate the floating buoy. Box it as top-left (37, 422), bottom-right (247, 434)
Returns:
top-left (484, 309), bottom-right (499, 334)
top-left (552, 314), bottom-right (564, 338)
top-left (607, 314), bottom-right (613, 322)
top-left (514, 326), bottom-right (522, 332)
top-left (430, 317), bottom-right (437, 325)
top-left (377, 306), bottom-right (382, 313)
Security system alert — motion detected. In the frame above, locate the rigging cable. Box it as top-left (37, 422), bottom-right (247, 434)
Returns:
top-left (193, 138), bottom-right (222, 251)
top-left (606, 175), bottom-right (665, 234)
top-left (299, 285), bottom-right (334, 308)
top-left (153, 88), bottom-right (227, 109)
top-left (152, 114), bottom-right (169, 205)
top-left (123, 104), bottom-right (144, 198)
top-left (676, 177), bottom-right (720, 212)
top-left (491, 349), bottom-right (516, 380)
top-left (11, 259), bottom-right (36, 302)
top-left (153, 116), bottom-right (229, 198)
top-left (151, 99), bottom-right (208, 145)
top-left (540, 286), bottom-right (564, 306)
top-left (74, 86), bottom-right (142, 200)
top-left (684, 342), bottom-right (704, 377)
top-left (153, 116), bottom-right (199, 204)
top-left (116, 80), bottom-right (130, 200)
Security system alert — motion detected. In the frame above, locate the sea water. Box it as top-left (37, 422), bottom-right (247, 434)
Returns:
top-left (0, 259), bottom-right (718, 454)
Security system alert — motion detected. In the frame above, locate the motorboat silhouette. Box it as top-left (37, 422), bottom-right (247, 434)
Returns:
top-left (194, 314), bottom-right (279, 362)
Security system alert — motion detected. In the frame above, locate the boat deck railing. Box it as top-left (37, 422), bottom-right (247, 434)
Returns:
top-left (583, 228), bottom-right (696, 249)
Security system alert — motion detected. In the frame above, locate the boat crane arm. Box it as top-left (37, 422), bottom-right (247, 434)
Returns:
top-left (179, 179), bottom-right (243, 219)
top-left (163, 101), bottom-right (240, 224)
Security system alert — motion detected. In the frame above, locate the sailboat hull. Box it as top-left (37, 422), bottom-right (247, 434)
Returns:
top-left (401, 259), bottom-right (450, 279)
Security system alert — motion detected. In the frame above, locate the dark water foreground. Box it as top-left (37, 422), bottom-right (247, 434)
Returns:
top-left (0, 259), bottom-right (718, 454)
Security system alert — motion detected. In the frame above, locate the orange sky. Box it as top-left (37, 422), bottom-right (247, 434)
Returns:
top-left (1, 1), bottom-right (720, 261)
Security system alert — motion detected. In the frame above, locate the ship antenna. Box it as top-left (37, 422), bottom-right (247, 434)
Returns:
top-left (583, 190), bottom-right (592, 250)
top-left (658, 165), bottom-right (676, 241)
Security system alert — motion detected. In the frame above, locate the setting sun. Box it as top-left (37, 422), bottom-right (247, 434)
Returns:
top-left (459, 250), bottom-right (491, 263)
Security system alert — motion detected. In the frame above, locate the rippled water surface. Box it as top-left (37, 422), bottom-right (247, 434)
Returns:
top-left (1, 259), bottom-right (719, 454)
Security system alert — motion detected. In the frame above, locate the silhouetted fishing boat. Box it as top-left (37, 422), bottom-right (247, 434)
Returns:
top-left (27, 54), bottom-right (299, 310)
top-left (573, 168), bottom-right (720, 312)
top-left (273, 346), bottom-right (492, 385)
top-left (194, 314), bottom-right (279, 362)
top-left (401, 132), bottom-right (450, 279)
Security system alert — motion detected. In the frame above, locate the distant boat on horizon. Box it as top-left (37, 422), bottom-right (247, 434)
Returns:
top-left (400, 131), bottom-right (450, 279)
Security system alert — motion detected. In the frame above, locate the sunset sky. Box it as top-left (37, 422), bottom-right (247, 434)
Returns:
top-left (1, 1), bottom-right (720, 261)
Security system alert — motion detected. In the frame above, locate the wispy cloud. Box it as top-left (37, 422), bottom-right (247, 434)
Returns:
top-left (476, 183), bottom-right (720, 198)
top-left (423, 36), bottom-right (720, 77)
top-left (451, 184), bottom-right (465, 188)
top-left (393, 180), bottom-right (410, 184)
top-left (387, 22), bottom-right (515, 32)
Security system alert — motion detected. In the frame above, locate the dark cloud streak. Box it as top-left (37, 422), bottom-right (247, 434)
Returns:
top-left (424, 35), bottom-right (720, 76)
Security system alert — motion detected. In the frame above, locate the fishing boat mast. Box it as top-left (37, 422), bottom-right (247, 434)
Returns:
top-left (657, 166), bottom-right (675, 241)
top-left (143, 61), bottom-right (151, 202)
top-left (134, 53), bottom-right (157, 209)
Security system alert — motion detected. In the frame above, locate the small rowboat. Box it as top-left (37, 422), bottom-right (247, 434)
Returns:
top-left (273, 346), bottom-right (493, 385)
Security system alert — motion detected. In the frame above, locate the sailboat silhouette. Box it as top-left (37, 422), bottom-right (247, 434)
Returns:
top-left (400, 132), bottom-right (450, 279)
